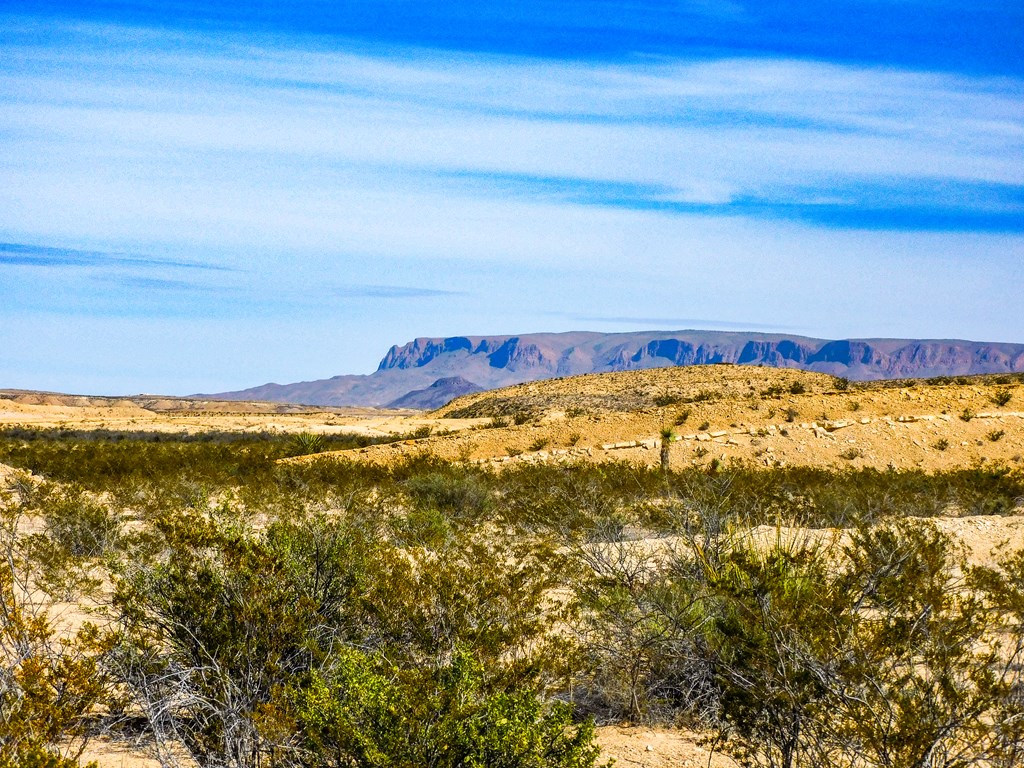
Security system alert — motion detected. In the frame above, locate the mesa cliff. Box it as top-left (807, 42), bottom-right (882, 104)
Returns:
top-left (207, 330), bottom-right (1024, 407)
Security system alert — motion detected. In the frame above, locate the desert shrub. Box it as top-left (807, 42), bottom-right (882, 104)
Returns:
top-left (989, 429), bottom-right (1006, 442)
top-left (0, 747), bottom-right (97, 768)
top-left (833, 377), bottom-right (850, 391)
top-left (9, 483), bottom-right (123, 599)
top-left (960, 408), bottom-right (975, 422)
top-left (6, 427), bottom-right (1024, 767)
top-left (296, 648), bottom-right (604, 768)
top-left (839, 447), bottom-right (863, 460)
top-left (687, 390), bottom-right (718, 403)
top-left (993, 389), bottom-right (1013, 407)
top-left (829, 521), bottom-right (1020, 768)
top-left (38, 485), bottom-right (121, 558)
top-left (572, 534), bottom-right (714, 723)
top-left (0, 514), bottom-right (107, 767)
top-left (784, 407), bottom-right (798, 422)
top-left (653, 393), bottom-right (683, 407)
top-left (513, 409), bottom-right (537, 426)
top-left (394, 505), bottom-right (453, 548)
top-left (574, 515), bottom-right (1024, 767)
top-left (404, 468), bottom-right (493, 521)
top-left (934, 438), bottom-right (950, 451)
top-left (109, 506), bottom-right (578, 767)
top-left (529, 437), bottom-right (551, 452)
top-left (109, 512), bottom-right (388, 766)
top-left (0, 427), bottom-right (422, 492)
top-left (694, 533), bottom-right (844, 767)
top-left (375, 535), bottom-right (576, 688)
top-left (496, 465), bottom-right (631, 533)
top-left (788, 381), bottom-right (806, 395)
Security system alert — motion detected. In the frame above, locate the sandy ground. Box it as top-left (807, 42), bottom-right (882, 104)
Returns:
top-left (0, 390), bottom-right (462, 438)
top-left (596, 725), bottom-right (738, 767)
top-left (75, 727), bottom-right (738, 768)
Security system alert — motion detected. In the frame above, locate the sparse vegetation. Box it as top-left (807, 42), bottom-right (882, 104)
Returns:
top-left (789, 381), bottom-right (806, 395)
top-left (529, 436), bottom-right (551, 451)
top-left (993, 389), bottom-right (1013, 407)
top-left (2, 366), bottom-right (1024, 768)
top-left (989, 428), bottom-right (1006, 442)
top-left (961, 408), bottom-right (976, 422)
top-left (513, 410), bottom-right (535, 426)
top-left (288, 430), bottom-right (325, 455)
top-left (653, 393), bottom-right (683, 407)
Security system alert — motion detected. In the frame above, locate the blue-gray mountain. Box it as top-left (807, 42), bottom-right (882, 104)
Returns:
top-left (385, 376), bottom-right (484, 410)
top-left (206, 330), bottom-right (1024, 408)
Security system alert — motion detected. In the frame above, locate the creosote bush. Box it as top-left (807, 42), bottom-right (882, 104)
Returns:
top-left (0, 507), bottom-right (107, 768)
top-left (993, 389), bottom-right (1013, 407)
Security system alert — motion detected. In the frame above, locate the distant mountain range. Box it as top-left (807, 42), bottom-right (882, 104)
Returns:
top-left (204, 330), bottom-right (1024, 409)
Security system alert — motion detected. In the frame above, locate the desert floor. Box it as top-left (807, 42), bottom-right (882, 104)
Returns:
top-left (4, 365), bottom-right (1023, 768)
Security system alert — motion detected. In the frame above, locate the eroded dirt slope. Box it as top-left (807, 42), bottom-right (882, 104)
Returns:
top-left (296, 366), bottom-right (1024, 472)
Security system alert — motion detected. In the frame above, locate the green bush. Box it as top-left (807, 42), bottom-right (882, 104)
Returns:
top-left (404, 469), bottom-right (493, 520)
top-left (0, 746), bottom-right (97, 768)
top-left (0, 525), bottom-right (106, 767)
top-left (993, 389), bottom-right (1013, 407)
top-left (296, 648), bottom-right (605, 768)
top-left (40, 485), bottom-right (121, 558)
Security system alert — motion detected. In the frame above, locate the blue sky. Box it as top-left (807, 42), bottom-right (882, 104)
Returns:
top-left (1, 2), bottom-right (1022, 395)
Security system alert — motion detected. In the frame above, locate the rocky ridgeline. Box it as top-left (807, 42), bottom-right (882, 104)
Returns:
top-left (210, 330), bottom-right (1024, 407)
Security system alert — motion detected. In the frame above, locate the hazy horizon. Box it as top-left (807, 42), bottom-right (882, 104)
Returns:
top-left (2, 2), bottom-right (1022, 395)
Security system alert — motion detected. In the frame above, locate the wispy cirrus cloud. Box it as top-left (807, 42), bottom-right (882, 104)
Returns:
top-left (0, 242), bottom-right (233, 271)
top-left (1, 25), bottom-right (1020, 246)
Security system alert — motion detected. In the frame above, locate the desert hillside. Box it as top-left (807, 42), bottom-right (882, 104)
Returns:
top-left (295, 365), bottom-right (1024, 473)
